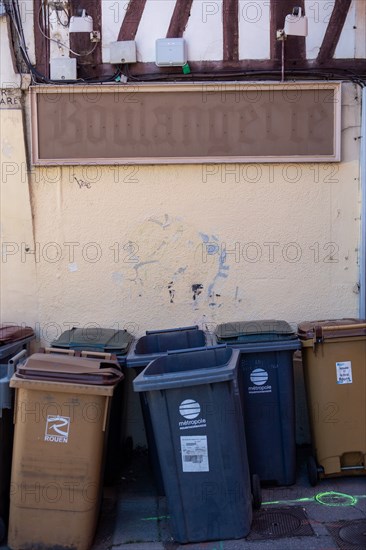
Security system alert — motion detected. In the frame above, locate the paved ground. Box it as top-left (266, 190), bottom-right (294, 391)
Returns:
top-left (2, 447), bottom-right (365, 549)
top-left (92, 447), bottom-right (366, 550)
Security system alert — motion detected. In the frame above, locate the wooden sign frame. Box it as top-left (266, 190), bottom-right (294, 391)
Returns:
top-left (31, 82), bottom-right (341, 165)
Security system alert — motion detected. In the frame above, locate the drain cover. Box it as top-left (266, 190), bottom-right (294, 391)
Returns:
top-left (247, 506), bottom-right (314, 541)
top-left (326, 520), bottom-right (366, 549)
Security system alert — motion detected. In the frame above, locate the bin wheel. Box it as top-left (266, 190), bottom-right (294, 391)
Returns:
top-left (0, 517), bottom-right (5, 544)
top-left (307, 456), bottom-right (319, 487)
top-left (251, 474), bottom-right (262, 510)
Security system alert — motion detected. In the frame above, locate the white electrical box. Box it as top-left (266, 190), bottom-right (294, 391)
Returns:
top-left (69, 9), bottom-right (93, 33)
top-left (284, 9), bottom-right (308, 37)
top-left (110, 41), bottom-right (137, 64)
top-left (50, 58), bottom-right (77, 80)
top-left (155, 38), bottom-right (187, 67)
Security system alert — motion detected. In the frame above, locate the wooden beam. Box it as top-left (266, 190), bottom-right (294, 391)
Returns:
top-left (167, 0), bottom-right (193, 38)
top-left (97, 58), bottom-right (366, 79)
top-left (69, 0), bottom-right (102, 78)
top-left (117, 0), bottom-right (147, 41)
top-left (34, 0), bottom-right (49, 78)
top-left (223, 0), bottom-right (239, 62)
top-left (270, 0), bottom-right (306, 67)
top-left (317, 0), bottom-right (352, 64)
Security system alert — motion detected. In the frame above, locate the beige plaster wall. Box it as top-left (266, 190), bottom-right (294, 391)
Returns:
top-left (0, 106), bottom-right (37, 328)
top-left (27, 83), bottom-right (361, 345)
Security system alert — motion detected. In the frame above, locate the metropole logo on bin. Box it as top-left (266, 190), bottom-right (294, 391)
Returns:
top-left (44, 415), bottom-right (70, 443)
top-left (248, 368), bottom-right (272, 394)
top-left (179, 399), bottom-right (207, 430)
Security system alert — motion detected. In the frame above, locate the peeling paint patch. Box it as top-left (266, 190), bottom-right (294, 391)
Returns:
top-left (148, 214), bottom-right (172, 229)
top-left (192, 284), bottom-right (203, 301)
top-left (168, 281), bottom-right (175, 303)
top-left (2, 139), bottom-right (14, 158)
top-left (128, 260), bottom-right (159, 285)
top-left (68, 263), bottom-right (78, 272)
top-left (199, 233), bottom-right (211, 243)
top-left (153, 240), bottom-right (168, 254)
top-left (112, 272), bottom-right (123, 285)
top-left (199, 233), bottom-right (219, 244)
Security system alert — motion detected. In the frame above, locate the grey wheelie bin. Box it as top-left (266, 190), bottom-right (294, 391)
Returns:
top-left (52, 326), bottom-right (133, 483)
top-left (133, 347), bottom-right (256, 543)
top-left (215, 320), bottom-right (301, 486)
top-left (298, 318), bottom-right (366, 486)
top-left (127, 325), bottom-right (213, 494)
top-left (0, 326), bottom-right (34, 543)
top-left (8, 353), bottom-right (123, 550)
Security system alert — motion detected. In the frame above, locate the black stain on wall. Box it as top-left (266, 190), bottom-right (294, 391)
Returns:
top-left (192, 284), bottom-right (203, 300)
top-left (168, 282), bottom-right (175, 303)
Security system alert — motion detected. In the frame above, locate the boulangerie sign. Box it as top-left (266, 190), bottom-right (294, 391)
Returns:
top-left (31, 82), bottom-right (341, 165)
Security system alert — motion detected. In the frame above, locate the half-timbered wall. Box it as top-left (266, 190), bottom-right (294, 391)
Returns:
top-left (17, 0), bottom-right (366, 78)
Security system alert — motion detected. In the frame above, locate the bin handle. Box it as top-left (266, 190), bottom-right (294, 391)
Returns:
top-left (146, 325), bottom-right (199, 335)
top-left (166, 344), bottom-right (227, 355)
top-left (102, 396), bottom-right (110, 432)
top-left (80, 350), bottom-right (113, 360)
top-left (312, 323), bottom-right (366, 348)
top-left (319, 323), bottom-right (366, 332)
top-left (44, 347), bottom-right (78, 356)
top-left (314, 323), bottom-right (366, 343)
top-left (8, 349), bottom-right (27, 377)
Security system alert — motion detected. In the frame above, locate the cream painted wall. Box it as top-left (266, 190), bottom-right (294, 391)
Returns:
top-left (28, 83), bottom-right (361, 346)
top-left (0, 107), bottom-right (38, 328)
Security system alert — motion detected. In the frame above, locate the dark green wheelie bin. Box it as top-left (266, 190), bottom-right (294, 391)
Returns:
top-left (215, 320), bottom-right (300, 486)
top-left (52, 326), bottom-right (133, 483)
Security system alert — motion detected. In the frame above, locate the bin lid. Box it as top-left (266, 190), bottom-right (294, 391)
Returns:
top-left (0, 325), bottom-right (34, 346)
top-left (52, 327), bottom-right (133, 355)
top-left (133, 347), bottom-right (239, 392)
top-left (135, 328), bottom-right (206, 355)
top-left (298, 318), bottom-right (366, 341)
top-left (14, 353), bottom-right (123, 386)
top-left (215, 320), bottom-right (297, 343)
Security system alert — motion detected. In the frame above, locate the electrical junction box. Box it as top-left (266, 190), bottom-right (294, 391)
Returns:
top-left (284, 10), bottom-right (308, 37)
top-left (110, 41), bottom-right (137, 64)
top-left (50, 58), bottom-right (77, 80)
top-left (69, 10), bottom-right (93, 33)
top-left (155, 38), bottom-right (187, 67)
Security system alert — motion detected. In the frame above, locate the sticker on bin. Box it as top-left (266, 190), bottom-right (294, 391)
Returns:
top-left (44, 415), bottom-right (70, 443)
top-left (179, 399), bottom-right (207, 430)
top-left (181, 435), bottom-right (209, 472)
top-left (336, 361), bottom-right (353, 384)
top-left (248, 368), bottom-right (272, 394)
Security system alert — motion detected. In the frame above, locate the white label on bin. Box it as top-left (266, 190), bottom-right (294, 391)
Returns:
top-left (248, 368), bottom-right (272, 394)
top-left (44, 415), bottom-right (70, 443)
top-left (181, 435), bottom-right (209, 472)
top-left (179, 399), bottom-right (207, 430)
top-left (179, 399), bottom-right (201, 419)
top-left (336, 361), bottom-right (353, 384)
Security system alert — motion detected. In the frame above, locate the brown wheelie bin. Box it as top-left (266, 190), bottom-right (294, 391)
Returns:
top-left (298, 319), bottom-right (366, 485)
top-left (8, 353), bottom-right (123, 550)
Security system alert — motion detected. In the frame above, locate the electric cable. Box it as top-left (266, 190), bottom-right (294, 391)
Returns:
top-left (5, 0), bottom-right (366, 88)
top-left (37, 2), bottom-right (97, 57)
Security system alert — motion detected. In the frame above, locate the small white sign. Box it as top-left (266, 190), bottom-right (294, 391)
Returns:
top-left (179, 399), bottom-right (201, 419)
top-left (336, 361), bottom-right (353, 384)
top-left (45, 415), bottom-right (70, 443)
top-left (181, 435), bottom-right (209, 472)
